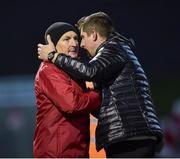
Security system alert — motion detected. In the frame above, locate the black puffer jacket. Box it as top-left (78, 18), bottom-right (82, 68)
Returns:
top-left (54, 32), bottom-right (163, 151)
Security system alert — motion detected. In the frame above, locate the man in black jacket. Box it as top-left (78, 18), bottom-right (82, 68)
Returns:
top-left (37, 12), bottom-right (163, 157)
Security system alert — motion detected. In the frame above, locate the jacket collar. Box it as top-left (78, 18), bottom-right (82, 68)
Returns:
top-left (94, 31), bottom-right (135, 56)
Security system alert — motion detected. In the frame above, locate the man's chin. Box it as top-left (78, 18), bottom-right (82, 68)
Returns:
top-left (68, 52), bottom-right (78, 58)
top-left (84, 50), bottom-right (92, 58)
top-left (87, 52), bottom-right (93, 58)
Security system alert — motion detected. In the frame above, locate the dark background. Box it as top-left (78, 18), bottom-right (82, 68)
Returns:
top-left (1, 0), bottom-right (180, 78)
top-left (0, 0), bottom-right (180, 157)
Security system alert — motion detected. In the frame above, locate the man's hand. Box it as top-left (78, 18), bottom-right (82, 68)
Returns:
top-left (86, 81), bottom-right (94, 90)
top-left (37, 35), bottom-right (56, 61)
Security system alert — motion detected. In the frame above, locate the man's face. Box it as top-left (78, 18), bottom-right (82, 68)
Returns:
top-left (80, 29), bottom-right (95, 57)
top-left (56, 31), bottom-right (79, 58)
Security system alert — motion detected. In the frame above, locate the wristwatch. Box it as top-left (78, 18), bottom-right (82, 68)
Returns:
top-left (48, 51), bottom-right (56, 61)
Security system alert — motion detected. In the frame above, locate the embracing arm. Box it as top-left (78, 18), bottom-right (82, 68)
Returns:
top-left (54, 46), bottom-right (126, 82)
top-left (39, 64), bottom-right (101, 114)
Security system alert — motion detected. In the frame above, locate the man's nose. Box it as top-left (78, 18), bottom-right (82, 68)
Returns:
top-left (70, 39), bottom-right (77, 46)
top-left (80, 41), bottom-right (84, 48)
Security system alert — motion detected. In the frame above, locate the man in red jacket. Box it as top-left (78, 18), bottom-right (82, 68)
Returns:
top-left (34, 22), bottom-right (101, 158)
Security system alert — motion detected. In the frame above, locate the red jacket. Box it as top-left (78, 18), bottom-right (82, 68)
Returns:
top-left (33, 62), bottom-right (101, 158)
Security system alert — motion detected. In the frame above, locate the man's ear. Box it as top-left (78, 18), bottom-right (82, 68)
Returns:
top-left (92, 30), bottom-right (97, 41)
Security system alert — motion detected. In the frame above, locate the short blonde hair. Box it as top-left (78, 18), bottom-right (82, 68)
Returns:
top-left (76, 12), bottom-right (114, 38)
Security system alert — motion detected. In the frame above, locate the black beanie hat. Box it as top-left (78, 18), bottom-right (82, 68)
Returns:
top-left (44, 22), bottom-right (78, 46)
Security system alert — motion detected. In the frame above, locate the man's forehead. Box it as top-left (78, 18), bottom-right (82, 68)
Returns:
top-left (80, 31), bottom-right (86, 36)
top-left (62, 31), bottom-right (77, 37)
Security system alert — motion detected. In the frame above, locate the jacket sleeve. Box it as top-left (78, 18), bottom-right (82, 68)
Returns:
top-left (39, 65), bottom-right (101, 114)
top-left (54, 45), bottom-right (126, 82)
